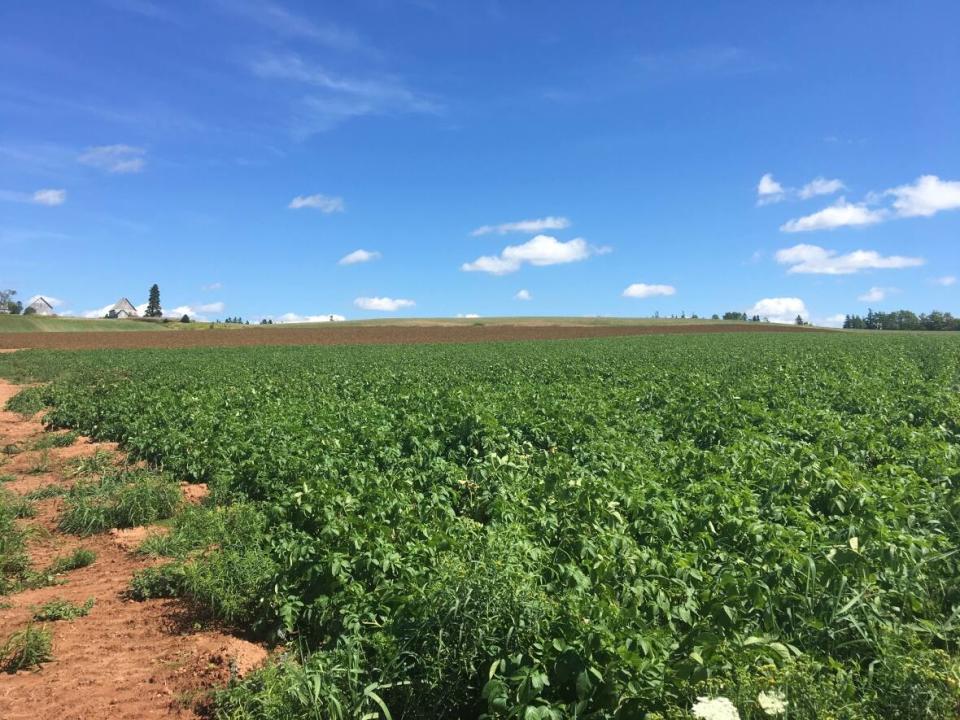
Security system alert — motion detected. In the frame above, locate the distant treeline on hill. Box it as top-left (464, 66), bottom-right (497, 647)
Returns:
top-left (843, 309), bottom-right (960, 331)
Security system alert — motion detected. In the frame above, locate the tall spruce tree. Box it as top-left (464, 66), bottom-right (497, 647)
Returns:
top-left (145, 284), bottom-right (162, 317)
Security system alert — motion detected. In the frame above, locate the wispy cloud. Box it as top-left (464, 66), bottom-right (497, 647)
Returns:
top-left (471, 216), bottom-right (570, 237)
top-left (214, 0), bottom-right (368, 52)
top-left (622, 283), bottom-right (675, 299)
top-left (775, 244), bottom-right (924, 274)
top-left (514, 289), bottom-right (532, 301)
top-left (339, 249), bottom-right (380, 265)
top-left (0, 188), bottom-right (66, 206)
top-left (289, 194), bottom-right (345, 212)
top-left (462, 235), bottom-right (610, 275)
top-left (251, 52), bottom-right (439, 134)
top-left (273, 312), bottom-right (346, 323)
top-left (354, 296), bottom-right (415, 311)
top-left (78, 145), bottom-right (146, 173)
top-left (933, 275), bottom-right (956, 286)
top-left (635, 46), bottom-right (768, 77)
top-left (202, 282), bottom-right (223, 291)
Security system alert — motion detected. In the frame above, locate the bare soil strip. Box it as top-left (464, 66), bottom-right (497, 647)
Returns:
top-left (0, 381), bottom-right (265, 720)
top-left (0, 322), bottom-right (815, 351)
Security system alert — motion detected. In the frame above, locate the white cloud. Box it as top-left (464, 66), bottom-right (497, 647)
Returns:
top-left (81, 304), bottom-right (115, 318)
top-left (289, 194), bottom-right (345, 212)
top-left (338, 248), bottom-right (380, 265)
top-left (354, 296), bottom-right (414, 311)
top-left (798, 177), bottom-right (846, 199)
top-left (758, 174), bottom-right (844, 206)
top-left (746, 297), bottom-right (808, 324)
top-left (134, 302), bottom-right (148, 315)
top-left (456, 313), bottom-right (480, 318)
top-left (933, 275), bottom-right (956, 286)
top-left (622, 283), bottom-right (676, 299)
top-left (857, 287), bottom-right (896, 302)
top-left (274, 312), bottom-right (345, 323)
top-left (514, 289), bottom-right (532, 301)
top-left (78, 144), bottom-right (146, 173)
top-left (32, 189), bottom-right (66, 206)
top-left (462, 235), bottom-right (608, 275)
top-left (471, 216), bottom-right (571, 237)
top-left (757, 173), bottom-right (785, 204)
top-left (780, 199), bottom-right (886, 232)
top-left (202, 282), bottom-right (223, 291)
top-left (775, 244), bottom-right (924, 274)
top-left (28, 294), bottom-right (64, 307)
top-left (198, 301), bottom-right (225, 313)
top-left (886, 175), bottom-right (960, 218)
top-left (822, 313), bottom-right (848, 328)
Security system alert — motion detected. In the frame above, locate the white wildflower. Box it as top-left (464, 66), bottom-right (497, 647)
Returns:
top-left (848, 536), bottom-right (860, 552)
top-left (691, 696), bottom-right (741, 720)
top-left (757, 690), bottom-right (788, 716)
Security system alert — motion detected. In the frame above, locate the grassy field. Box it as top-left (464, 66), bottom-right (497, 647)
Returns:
top-left (2, 331), bottom-right (959, 719)
top-left (0, 315), bottom-right (173, 333)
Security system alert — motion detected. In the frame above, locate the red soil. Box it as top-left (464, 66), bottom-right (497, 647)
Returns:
top-left (0, 381), bottom-right (266, 720)
top-left (0, 322), bottom-right (815, 351)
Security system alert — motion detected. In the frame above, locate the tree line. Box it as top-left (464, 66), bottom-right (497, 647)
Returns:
top-left (843, 309), bottom-right (960, 331)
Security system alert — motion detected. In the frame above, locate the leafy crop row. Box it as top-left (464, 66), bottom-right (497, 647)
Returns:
top-left (2, 333), bottom-right (960, 718)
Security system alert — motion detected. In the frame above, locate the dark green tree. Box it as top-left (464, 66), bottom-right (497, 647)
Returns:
top-left (145, 284), bottom-right (162, 318)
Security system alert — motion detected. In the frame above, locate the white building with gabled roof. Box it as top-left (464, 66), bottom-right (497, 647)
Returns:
top-left (26, 296), bottom-right (55, 316)
top-left (108, 297), bottom-right (139, 319)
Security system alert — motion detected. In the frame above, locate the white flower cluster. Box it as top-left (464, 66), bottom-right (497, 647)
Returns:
top-left (691, 696), bottom-right (740, 720)
top-left (758, 690), bottom-right (788, 716)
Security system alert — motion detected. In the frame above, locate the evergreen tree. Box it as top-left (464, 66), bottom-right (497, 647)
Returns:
top-left (145, 284), bottom-right (162, 317)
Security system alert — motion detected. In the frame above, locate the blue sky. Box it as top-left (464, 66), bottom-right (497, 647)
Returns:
top-left (1, 0), bottom-right (957, 324)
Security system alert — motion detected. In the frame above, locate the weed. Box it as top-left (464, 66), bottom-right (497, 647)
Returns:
top-left (45, 547), bottom-right (96, 574)
top-left (66, 450), bottom-right (114, 478)
top-left (4, 386), bottom-right (46, 418)
top-left (32, 597), bottom-right (95, 621)
top-left (0, 624), bottom-right (53, 672)
top-left (128, 563), bottom-right (186, 600)
top-left (25, 483), bottom-right (68, 500)
top-left (31, 431), bottom-right (79, 450)
top-left (27, 449), bottom-right (52, 475)
top-left (0, 474), bottom-right (15, 483)
top-left (0, 497), bottom-right (29, 594)
top-left (59, 468), bottom-right (180, 535)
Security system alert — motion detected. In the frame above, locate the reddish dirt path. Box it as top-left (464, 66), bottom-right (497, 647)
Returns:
top-left (0, 380), bottom-right (265, 720)
top-left (0, 321), bottom-right (816, 351)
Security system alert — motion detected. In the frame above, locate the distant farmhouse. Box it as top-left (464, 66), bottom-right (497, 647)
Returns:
top-left (26, 296), bottom-right (56, 316)
top-left (106, 298), bottom-right (138, 319)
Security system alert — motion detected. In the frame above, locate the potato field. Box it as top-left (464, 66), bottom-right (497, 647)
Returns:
top-left (3, 332), bottom-right (960, 719)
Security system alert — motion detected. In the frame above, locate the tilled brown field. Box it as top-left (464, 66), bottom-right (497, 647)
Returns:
top-left (0, 322), bottom-right (816, 351)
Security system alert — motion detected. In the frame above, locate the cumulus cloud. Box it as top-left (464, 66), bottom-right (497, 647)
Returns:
top-left (514, 289), bottom-right (532, 301)
top-left (775, 244), bottom-right (924, 274)
top-left (354, 296), bottom-right (414, 311)
top-left (746, 297), bottom-right (808, 324)
top-left (798, 177), bottom-right (846, 199)
top-left (78, 144), bottom-right (146, 173)
top-left (462, 235), bottom-right (609, 275)
top-left (822, 313), bottom-right (848, 327)
top-left (934, 275), bottom-right (956, 286)
top-left (289, 194), bottom-right (345, 212)
top-left (780, 199), bottom-right (886, 232)
top-left (757, 173), bottom-right (785, 204)
top-left (622, 283), bottom-right (676, 298)
top-left (857, 287), bottom-right (896, 302)
top-left (338, 249), bottom-right (380, 265)
top-left (886, 175), bottom-right (960, 217)
top-left (471, 216), bottom-right (571, 237)
top-left (456, 313), bottom-right (480, 318)
top-left (274, 312), bottom-right (345, 323)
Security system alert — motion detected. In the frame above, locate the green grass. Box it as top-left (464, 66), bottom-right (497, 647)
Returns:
top-left (25, 483), bottom-right (68, 500)
top-left (0, 624), bottom-right (52, 672)
top-left (59, 468), bottom-right (180, 535)
top-left (0, 493), bottom-right (29, 594)
top-left (0, 314), bottom-right (177, 333)
top-left (32, 597), bottom-right (95, 621)
top-left (31, 431), bottom-right (79, 450)
top-left (65, 450), bottom-right (115, 478)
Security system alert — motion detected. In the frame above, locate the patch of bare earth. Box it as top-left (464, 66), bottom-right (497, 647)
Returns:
top-left (0, 381), bottom-right (266, 720)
